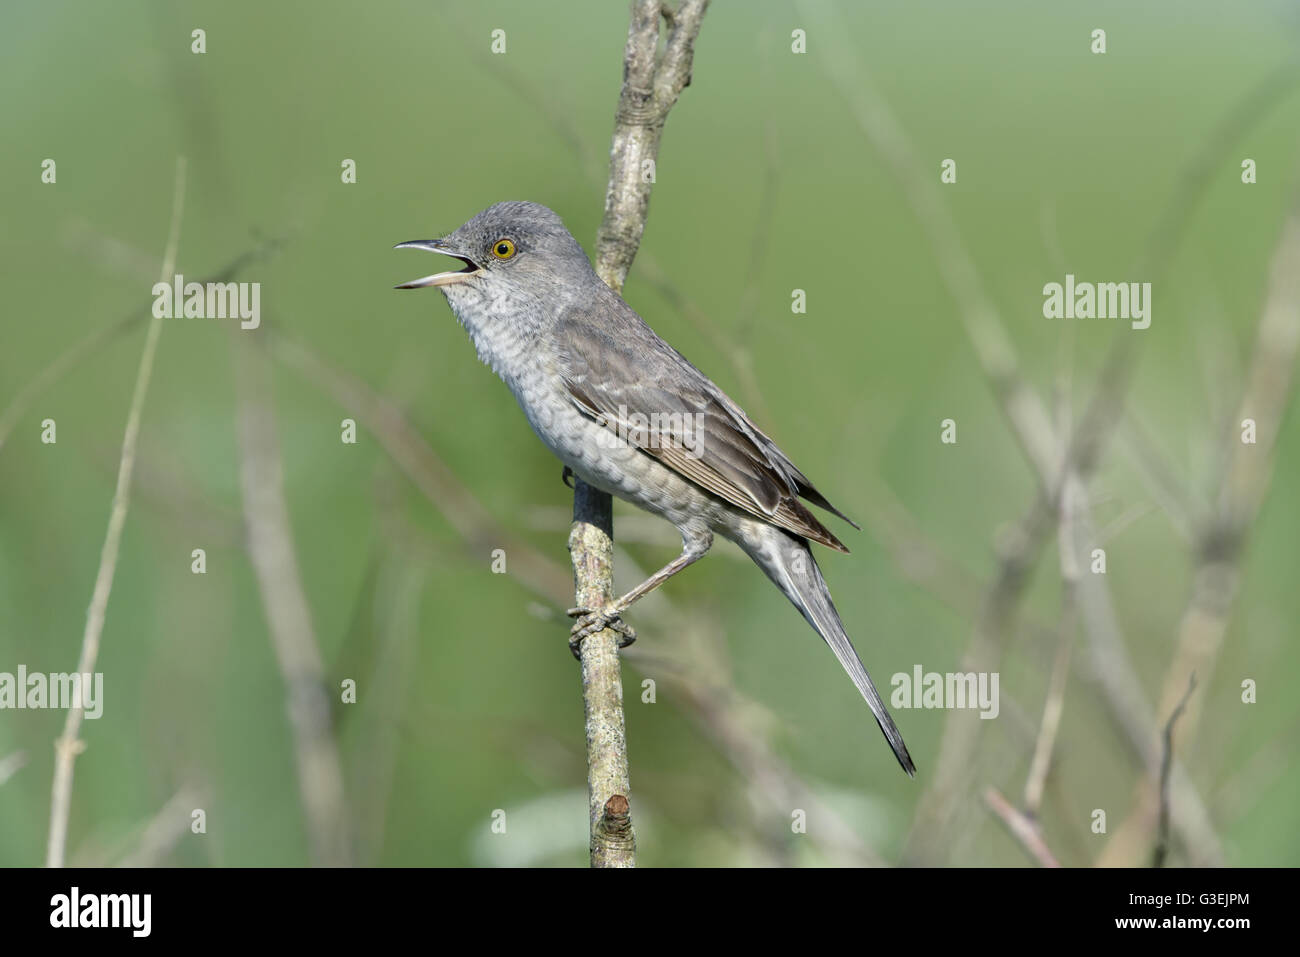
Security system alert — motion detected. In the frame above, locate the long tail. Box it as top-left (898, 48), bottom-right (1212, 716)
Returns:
top-left (745, 527), bottom-right (916, 776)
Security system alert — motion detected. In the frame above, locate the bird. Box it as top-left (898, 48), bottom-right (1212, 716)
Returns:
top-left (396, 201), bottom-right (914, 775)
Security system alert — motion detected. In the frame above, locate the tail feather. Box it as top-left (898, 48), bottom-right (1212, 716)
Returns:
top-left (748, 531), bottom-right (915, 776)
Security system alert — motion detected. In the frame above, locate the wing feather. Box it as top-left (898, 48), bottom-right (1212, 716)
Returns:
top-left (555, 301), bottom-right (853, 552)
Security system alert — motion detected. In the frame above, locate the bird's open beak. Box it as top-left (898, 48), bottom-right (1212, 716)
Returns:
top-left (394, 239), bottom-right (484, 288)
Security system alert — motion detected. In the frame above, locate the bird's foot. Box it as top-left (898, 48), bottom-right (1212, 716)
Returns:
top-left (561, 465), bottom-right (575, 489)
top-left (566, 605), bottom-right (636, 658)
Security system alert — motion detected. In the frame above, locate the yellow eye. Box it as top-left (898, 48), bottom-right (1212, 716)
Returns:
top-left (491, 238), bottom-right (516, 260)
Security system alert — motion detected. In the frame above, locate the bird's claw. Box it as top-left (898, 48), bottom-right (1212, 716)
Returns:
top-left (561, 466), bottom-right (575, 489)
top-left (566, 605), bottom-right (636, 658)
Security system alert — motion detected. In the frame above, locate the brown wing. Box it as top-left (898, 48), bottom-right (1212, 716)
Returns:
top-left (553, 300), bottom-right (857, 552)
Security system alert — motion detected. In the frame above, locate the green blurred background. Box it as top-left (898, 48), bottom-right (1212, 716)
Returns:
top-left (2, 0), bottom-right (1298, 866)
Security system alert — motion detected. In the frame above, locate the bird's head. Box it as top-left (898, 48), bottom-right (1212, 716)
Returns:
top-left (395, 201), bottom-right (593, 303)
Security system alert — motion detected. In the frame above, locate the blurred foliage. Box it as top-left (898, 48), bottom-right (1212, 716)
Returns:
top-left (1, 0), bottom-right (1298, 866)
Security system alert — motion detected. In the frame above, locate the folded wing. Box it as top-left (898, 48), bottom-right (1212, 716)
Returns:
top-left (553, 300), bottom-right (857, 552)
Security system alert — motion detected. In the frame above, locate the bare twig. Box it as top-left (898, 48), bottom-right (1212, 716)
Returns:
top-left (1102, 201), bottom-right (1300, 867)
top-left (985, 787), bottom-right (1061, 868)
top-left (1154, 674), bottom-right (1197, 868)
top-left (46, 157), bottom-right (187, 868)
top-left (1053, 68), bottom-right (1300, 846)
top-left (904, 497), bottom-right (1054, 864)
top-left (594, 0), bottom-right (710, 292)
top-left (574, 0), bottom-right (710, 869)
top-left (234, 336), bottom-right (352, 867)
top-left (1024, 364), bottom-right (1081, 818)
top-left (1023, 483), bottom-right (1080, 817)
top-left (569, 483), bottom-right (635, 867)
top-left (116, 783), bottom-right (208, 868)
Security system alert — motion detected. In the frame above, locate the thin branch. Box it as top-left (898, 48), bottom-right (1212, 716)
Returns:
top-left (1102, 197), bottom-right (1300, 866)
top-left (1154, 674), bottom-right (1197, 868)
top-left (115, 783), bottom-right (209, 868)
top-left (1023, 480), bottom-right (1080, 817)
top-left (985, 787), bottom-right (1061, 868)
top-left (1066, 469), bottom-right (1224, 866)
top-left (234, 336), bottom-right (352, 867)
top-left (46, 156), bottom-right (187, 868)
top-left (1053, 73), bottom-right (1300, 861)
top-left (594, 0), bottom-right (710, 294)
top-left (1024, 355), bottom-right (1080, 819)
top-left (569, 483), bottom-right (635, 867)
top-left (576, 0), bottom-right (710, 868)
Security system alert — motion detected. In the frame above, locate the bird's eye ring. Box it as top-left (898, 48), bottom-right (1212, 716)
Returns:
top-left (491, 238), bottom-right (516, 260)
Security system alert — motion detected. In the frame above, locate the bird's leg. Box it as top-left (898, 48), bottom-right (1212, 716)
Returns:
top-left (568, 529), bottom-right (712, 656)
